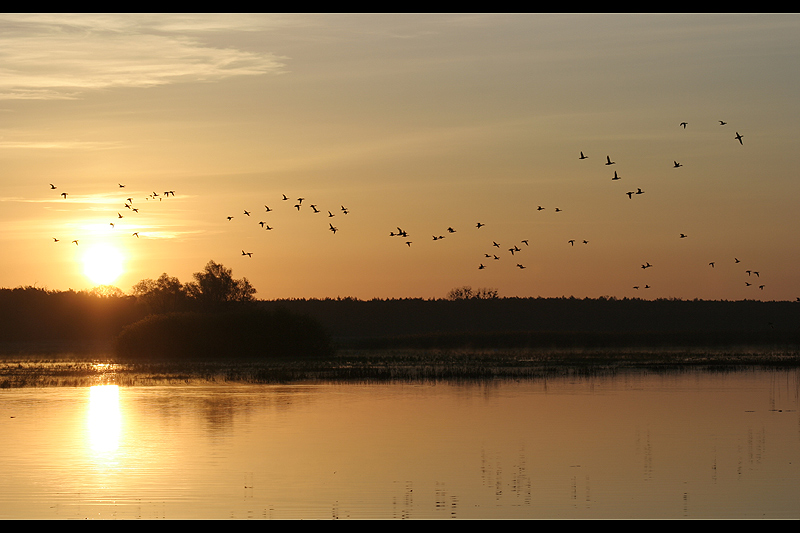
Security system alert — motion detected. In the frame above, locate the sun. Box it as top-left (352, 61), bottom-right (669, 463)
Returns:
top-left (82, 243), bottom-right (125, 285)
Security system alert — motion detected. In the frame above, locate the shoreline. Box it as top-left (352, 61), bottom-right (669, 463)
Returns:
top-left (2, 346), bottom-right (799, 388)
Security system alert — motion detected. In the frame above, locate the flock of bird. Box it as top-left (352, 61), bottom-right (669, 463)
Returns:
top-left (571, 121), bottom-right (760, 293)
top-left (226, 195), bottom-right (352, 259)
top-left (48, 182), bottom-right (177, 246)
top-left (42, 117), bottom-right (794, 300)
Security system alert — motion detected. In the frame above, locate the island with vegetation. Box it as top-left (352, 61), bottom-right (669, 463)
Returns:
top-left (2, 260), bottom-right (800, 387)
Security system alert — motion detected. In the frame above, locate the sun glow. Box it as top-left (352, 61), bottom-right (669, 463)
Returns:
top-left (82, 243), bottom-right (124, 285)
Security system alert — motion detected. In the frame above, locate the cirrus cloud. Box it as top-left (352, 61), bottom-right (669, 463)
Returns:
top-left (0, 14), bottom-right (288, 100)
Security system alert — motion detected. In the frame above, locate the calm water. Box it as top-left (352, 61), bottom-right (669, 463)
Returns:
top-left (1, 368), bottom-right (798, 519)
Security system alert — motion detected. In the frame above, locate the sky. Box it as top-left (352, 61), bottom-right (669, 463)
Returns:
top-left (2, 13), bottom-right (799, 301)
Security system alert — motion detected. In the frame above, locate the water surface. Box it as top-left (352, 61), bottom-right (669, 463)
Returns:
top-left (1, 368), bottom-right (798, 519)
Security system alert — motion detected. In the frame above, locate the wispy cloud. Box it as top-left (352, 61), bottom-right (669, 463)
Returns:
top-left (0, 14), bottom-right (287, 100)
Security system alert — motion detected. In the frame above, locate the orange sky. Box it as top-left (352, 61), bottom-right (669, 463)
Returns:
top-left (2, 13), bottom-right (799, 300)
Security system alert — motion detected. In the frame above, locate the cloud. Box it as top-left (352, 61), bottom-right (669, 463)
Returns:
top-left (0, 14), bottom-right (287, 100)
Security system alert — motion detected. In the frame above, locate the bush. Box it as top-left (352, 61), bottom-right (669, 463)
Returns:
top-left (114, 307), bottom-right (332, 360)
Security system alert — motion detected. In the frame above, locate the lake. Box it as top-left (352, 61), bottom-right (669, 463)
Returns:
top-left (1, 367), bottom-right (798, 519)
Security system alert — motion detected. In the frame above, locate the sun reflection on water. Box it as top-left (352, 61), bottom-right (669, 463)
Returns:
top-left (88, 384), bottom-right (121, 453)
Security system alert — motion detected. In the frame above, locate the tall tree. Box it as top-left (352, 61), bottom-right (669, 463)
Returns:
top-left (185, 260), bottom-right (256, 309)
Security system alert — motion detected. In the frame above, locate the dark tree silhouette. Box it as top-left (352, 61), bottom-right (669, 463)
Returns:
top-left (446, 286), bottom-right (499, 300)
top-left (132, 273), bottom-right (189, 314)
top-left (184, 260), bottom-right (256, 309)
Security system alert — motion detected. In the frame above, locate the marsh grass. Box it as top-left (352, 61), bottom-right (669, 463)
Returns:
top-left (2, 346), bottom-right (800, 388)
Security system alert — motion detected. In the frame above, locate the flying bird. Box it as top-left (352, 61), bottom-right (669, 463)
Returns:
top-left (61, 192), bottom-right (68, 199)
top-left (242, 250), bottom-right (253, 258)
top-left (680, 122), bottom-right (688, 129)
top-left (612, 171), bottom-right (621, 180)
top-left (243, 210), bottom-right (251, 216)
top-left (476, 222), bottom-right (485, 229)
top-left (680, 233), bottom-right (687, 238)
top-left (72, 240), bottom-right (79, 245)
top-left (50, 183), bottom-right (57, 189)
top-left (579, 151), bottom-right (587, 160)
top-left (605, 156), bottom-right (615, 166)
top-left (53, 238), bottom-right (59, 242)
top-left (132, 232), bottom-right (139, 238)
top-left (735, 132), bottom-right (744, 145)
top-left (673, 161), bottom-right (682, 168)
top-left (329, 224), bottom-right (338, 234)
top-left (719, 120), bottom-right (727, 125)
top-left (709, 262), bottom-right (715, 268)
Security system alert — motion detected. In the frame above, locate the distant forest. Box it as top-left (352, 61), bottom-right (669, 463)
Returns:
top-left (3, 284), bottom-right (800, 354)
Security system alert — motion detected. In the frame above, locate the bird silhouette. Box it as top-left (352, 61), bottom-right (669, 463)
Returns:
top-left (132, 232), bottom-right (139, 238)
top-left (709, 262), bottom-right (715, 268)
top-left (579, 151), bottom-right (587, 160)
top-left (568, 239), bottom-right (575, 246)
top-left (329, 224), bottom-right (338, 234)
top-left (50, 183), bottom-right (57, 189)
top-left (447, 227), bottom-right (456, 233)
top-left (227, 216), bottom-right (234, 221)
top-left (72, 240), bottom-right (79, 245)
top-left (479, 264), bottom-right (485, 270)
top-left (282, 194), bottom-right (289, 201)
top-left (719, 120), bottom-right (727, 126)
top-left (673, 161), bottom-right (682, 168)
top-left (516, 264), bottom-right (526, 269)
top-left (636, 188), bottom-right (644, 195)
top-left (626, 191), bottom-right (634, 199)
top-left (680, 233), bottom-right (687, 238)
top-left (680, 122), bottom-right (688, 128)
top-left (242, 250), bottom-right (253, 258)
top-left (243, 210), bottom-right (251, 216)
top-left (605, 156), bottom-right (615, 165)
top-left (61, 192), bottom-right (68, 199)
top-left (735, 132), bottom-right (744, 145)
top-left (612, 171), bottom-right (621, 180)
top-left (53, 237), bottom-right (59, 242)
top-left (537, 206), bottom-right (545, 211)
top-left (476, 222), bottom-right (485, 229)
top-left (265, 205), bottom-right (272, 212)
